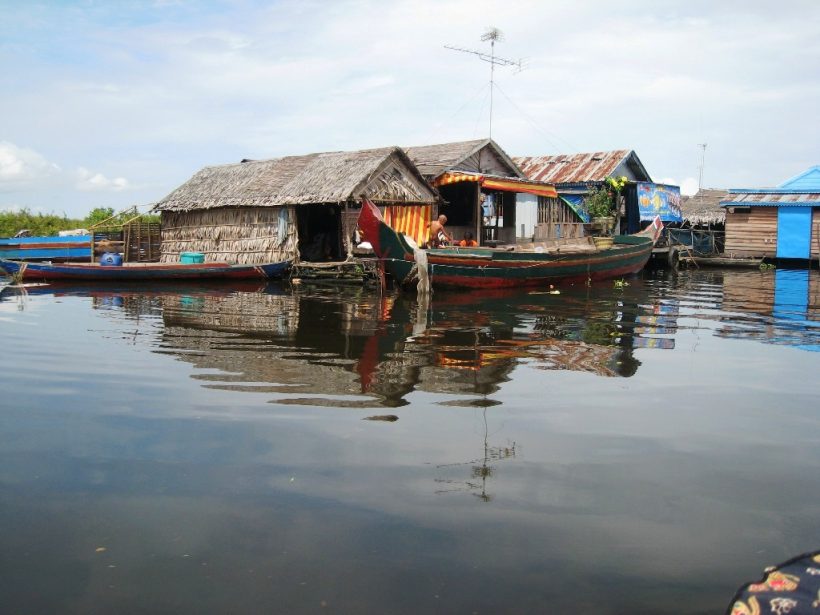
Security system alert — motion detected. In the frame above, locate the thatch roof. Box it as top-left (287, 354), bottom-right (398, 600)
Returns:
top-left (680, 189), bottom-right (728, 225)
top-left (405, 138), bottom-right (524, 179)
top-left (154, 146), bottom-right (437, 212)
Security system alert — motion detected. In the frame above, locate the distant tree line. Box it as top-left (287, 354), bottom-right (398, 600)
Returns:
top-left (1, 207), bottom-right (160, 237)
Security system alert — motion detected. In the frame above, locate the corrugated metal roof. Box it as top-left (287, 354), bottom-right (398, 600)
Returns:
top-left (721, 192), bottom-right (820, 207)
top-left (513, 150), bottom-right (632, 183)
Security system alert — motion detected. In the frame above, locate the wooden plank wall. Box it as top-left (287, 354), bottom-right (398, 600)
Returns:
top-left (726, 207), bottom-right (820, 258)
top-left (534, 197), bottom-right (585, 240)
top-left (724, 207), bottom-right (777, 257)
top-left (813, 209), bottom-right (820, 257)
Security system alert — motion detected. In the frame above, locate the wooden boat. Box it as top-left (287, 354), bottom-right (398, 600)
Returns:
top-left (0, 258), bottom-right (291, 282)
top-left (0, 234), bottom-right (93, 261)
top-left (358, 199), bottom-right (662, 289)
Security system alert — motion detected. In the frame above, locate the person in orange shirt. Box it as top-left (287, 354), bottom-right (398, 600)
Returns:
top-left (458, 231), bottom-right (478, 247)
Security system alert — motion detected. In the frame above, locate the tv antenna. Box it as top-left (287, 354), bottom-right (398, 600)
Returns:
top-left (445, 28), bottom-right (523, 140)
top-left (697, 143), bottom-right (707, 193)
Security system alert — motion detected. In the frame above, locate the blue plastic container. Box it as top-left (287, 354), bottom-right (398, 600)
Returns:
top-left (180, 252), bottom-right (205, 264)
top-left (99, 252), bottom-right (123, 266)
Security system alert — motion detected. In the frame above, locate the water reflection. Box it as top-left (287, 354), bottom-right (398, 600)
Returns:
top-left (1, 280), bottom-right (685, 407)
top-left (2, 273), bottom-right (819, 614)
top-left (156, 283), bottom-right (678, 407)
top-left (657, 268), bottom-right (820, 352)
top-left (435, 408), bottom-right (517, 503)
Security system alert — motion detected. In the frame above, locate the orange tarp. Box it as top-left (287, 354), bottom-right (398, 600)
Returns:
top-left (383, 205), bottom-right (432, 247)
top-left (433, 171), bottom-right (558, 198)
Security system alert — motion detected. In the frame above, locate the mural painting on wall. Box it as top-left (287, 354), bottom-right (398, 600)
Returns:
top-left (637, 182), bottom-right (682, 222)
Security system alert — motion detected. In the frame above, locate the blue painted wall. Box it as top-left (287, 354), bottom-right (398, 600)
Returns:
top-left (778, 166), bottom-right (820, 190)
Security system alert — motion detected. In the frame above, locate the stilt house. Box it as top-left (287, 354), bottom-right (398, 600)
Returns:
top-left (514, 150), bottom-right (680, 235)
top-left (721, 166), bottom-right (820, 261)
top-left (153, 146), bottom-right (437, 264)
top-left (404, 139), bottom-right (559, 246)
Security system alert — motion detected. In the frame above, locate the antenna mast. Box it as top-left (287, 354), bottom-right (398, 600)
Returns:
top-left (445, 28), bottom-right (522, 139)
top-left (697, 143), bottom-right (707, 193)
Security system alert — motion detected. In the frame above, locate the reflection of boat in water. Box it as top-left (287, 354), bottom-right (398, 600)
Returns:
top-left (14, 281), bottom-right (676, 407)
top-left (358, 199), bottom-right (663, 289)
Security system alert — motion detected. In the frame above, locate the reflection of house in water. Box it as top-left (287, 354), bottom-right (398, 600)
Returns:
top-left (150, 284), bottom-right (678, 407)
top-left (713, 269), bottom-right (820, 351)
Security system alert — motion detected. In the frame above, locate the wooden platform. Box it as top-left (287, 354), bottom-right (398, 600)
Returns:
top-left (681, 255), bottom-right (763, 268)
top-left (291, 259), bottom-right (380, 284)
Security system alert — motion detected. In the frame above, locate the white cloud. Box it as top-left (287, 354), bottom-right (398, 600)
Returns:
top-left (0, 141), bottom-right (61, 186)
top-left (659, 177), bottom-right (699, 196)
top-left (75, 167), bottom-right (131, 192)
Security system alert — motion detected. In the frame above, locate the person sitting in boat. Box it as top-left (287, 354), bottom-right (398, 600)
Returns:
top-left (458, 232), bottom-right (478, 247)
top-left (428, 215), bottom-right (452, 248)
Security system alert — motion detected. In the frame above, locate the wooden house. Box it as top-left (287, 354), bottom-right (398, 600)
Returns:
top-left (404, 139), bottom-right (559, 246)
top-left (514, 150), bottom-right (680, 235)
top-left (722, 167), bottom-right (820, 261)
top-left (153, 146), bottom-right (437, 264)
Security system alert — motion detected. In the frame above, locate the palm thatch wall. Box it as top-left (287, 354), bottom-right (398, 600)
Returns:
top-left (159, 206), bottom-right (298, 264)
top-left (154, 146), bottom-right (437, 263)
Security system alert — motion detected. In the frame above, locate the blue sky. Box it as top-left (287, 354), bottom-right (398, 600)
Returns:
top-left (1, 0), bottom-right (819, 219)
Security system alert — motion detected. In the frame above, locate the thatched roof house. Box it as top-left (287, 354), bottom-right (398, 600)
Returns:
top-left (404, 139), bottom-right (562, 245)
top-left (679, 189), bottom-right (728, 227)
top-left (154, 146), bottom-right (437, 263)
top-left (405, 138), bottom-right (525, 180)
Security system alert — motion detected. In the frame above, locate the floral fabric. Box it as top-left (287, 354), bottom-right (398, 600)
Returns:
top-left (728, 551), bottom-right (820, 614)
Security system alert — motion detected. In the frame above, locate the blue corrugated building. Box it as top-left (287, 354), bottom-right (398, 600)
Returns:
top-left (721, 167), bottom-right (820, 261)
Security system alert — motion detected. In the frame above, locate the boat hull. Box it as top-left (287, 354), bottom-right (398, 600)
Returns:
top-left (358, 199), bottom-right (659, 289)
top-left (0, 259), bottom-right (291, 282)
top-left (0, 235), bottom-right (92, 261)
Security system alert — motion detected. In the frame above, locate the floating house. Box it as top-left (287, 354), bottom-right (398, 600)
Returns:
top-left (514, 150), bottom-right (682, 235)
top-left (675, 189), bottom-right (729, 255)
top-left (404, 139), bottom-right (559, 245)
top-left (153, 147), bottom-right (437, 263)
top-left (721, 166), bottom-right (820, 261)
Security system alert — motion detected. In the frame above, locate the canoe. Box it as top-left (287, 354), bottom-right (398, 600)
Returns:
top-left (357, 199), bottom-right (662, 289)
top-left (0, 259), bottom-right (291, 282)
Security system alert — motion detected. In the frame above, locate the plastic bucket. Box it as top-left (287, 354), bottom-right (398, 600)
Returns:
top-left (180, 252), bottom-right (205, 264)
top-left (99, 252), bottom-right (123, 266)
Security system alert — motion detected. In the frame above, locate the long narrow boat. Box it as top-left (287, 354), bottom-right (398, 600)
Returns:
top-left (0, 259), bottom-right (291, 282)
top-left (358, 199), bottom-right (662, 289)
top-left (0, 234), bottom-right (93, 261)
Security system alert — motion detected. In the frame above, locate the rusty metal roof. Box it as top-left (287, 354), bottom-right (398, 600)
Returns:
top-left (721, 190), bottom-right (820, 207)
top-left (513, 150), bottom-right (648, 184)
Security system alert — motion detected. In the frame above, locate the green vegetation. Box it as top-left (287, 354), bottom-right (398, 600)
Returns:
top-left (0, 209), bottom-right (82, 237)
top-left (585, 187), bottom-right (615, 219)
top-left (85, 207), bottom-right (116, 227)
top-left (0, 207), bottom-right (159, 237)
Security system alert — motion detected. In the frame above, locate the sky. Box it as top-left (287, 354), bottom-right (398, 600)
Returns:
top-left (1, 0), bottom-right (819, 219)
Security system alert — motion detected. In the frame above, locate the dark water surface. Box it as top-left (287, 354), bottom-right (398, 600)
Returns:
top-left (1, 268), bottom-right (818, 614)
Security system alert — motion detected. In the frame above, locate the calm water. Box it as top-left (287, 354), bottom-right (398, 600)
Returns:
top-left (1, 268), bottom-right (819, 614)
